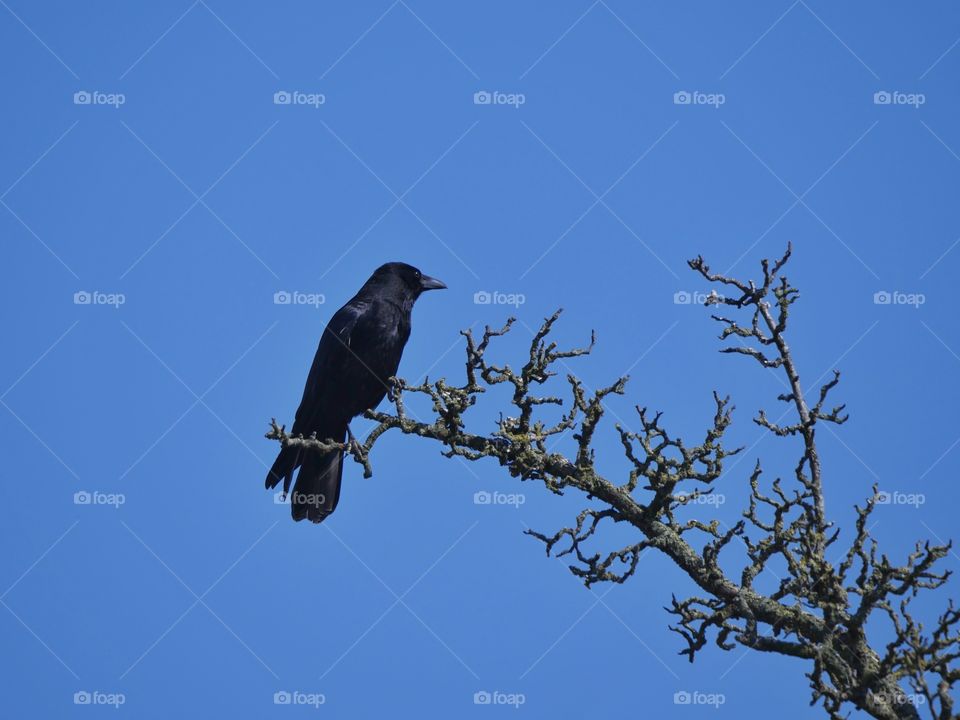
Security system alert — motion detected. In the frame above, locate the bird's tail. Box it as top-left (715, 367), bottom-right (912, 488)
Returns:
top-left (289, 425), bottom-right (346, 523)
top-left (265, 445), bottom-right (300, 496)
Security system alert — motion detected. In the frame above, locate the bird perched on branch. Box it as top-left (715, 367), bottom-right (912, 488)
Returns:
top-left (265, 262), bottom-right (446, 523)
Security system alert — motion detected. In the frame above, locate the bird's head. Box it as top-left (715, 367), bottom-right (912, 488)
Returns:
top-left (367, 262), bottom-right (447, 300)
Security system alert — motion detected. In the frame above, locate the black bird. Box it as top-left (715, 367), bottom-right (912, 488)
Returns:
top-left (266, 262), bottom-right (446, 523)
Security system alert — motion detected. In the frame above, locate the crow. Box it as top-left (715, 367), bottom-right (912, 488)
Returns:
top-left (266, 262), bottom-right (446, 523)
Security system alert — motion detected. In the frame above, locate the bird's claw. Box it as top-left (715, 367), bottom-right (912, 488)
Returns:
top-left (386, 376), bottom-right (403, 403)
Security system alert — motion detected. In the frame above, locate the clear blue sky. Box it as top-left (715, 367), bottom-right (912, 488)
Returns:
top-left (3, 2), bottom-right (959, 717)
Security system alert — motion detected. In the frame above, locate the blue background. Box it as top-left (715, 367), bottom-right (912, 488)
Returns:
top-left (2, 2), bottom-right (959, 717)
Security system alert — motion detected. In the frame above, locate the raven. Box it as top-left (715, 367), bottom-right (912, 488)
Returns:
top-left (266, 262), bottom-right (446, 523)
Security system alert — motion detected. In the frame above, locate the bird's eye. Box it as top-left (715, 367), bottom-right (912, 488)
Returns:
top-left (414, 270), bottom-right (421, 279)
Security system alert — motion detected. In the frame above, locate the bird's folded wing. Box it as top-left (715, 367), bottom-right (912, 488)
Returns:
top-left (291, 300), bottom-right (366, 436)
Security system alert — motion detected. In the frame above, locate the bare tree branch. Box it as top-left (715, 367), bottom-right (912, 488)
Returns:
top-left (267, 245), bottom-right (958, 719)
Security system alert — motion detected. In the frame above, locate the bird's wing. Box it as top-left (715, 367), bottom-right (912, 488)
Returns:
top-left (291, 299), bottom-right (367, 436)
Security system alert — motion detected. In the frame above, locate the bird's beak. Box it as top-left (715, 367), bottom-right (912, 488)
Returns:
top-left (419, 274), bottom-right (447, 291)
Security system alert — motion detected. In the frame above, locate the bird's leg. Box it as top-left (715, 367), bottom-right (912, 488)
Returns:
top-left (345, 424), bottom-right (363, 460)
